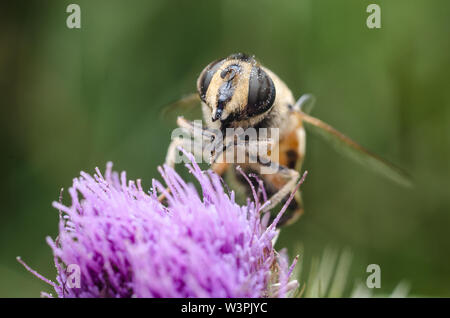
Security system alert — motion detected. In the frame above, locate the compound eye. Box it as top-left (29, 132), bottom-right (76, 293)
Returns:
top-left (197, 58), bottom-right (225, 102)
top-left (246, 67), bottom-right (276, 117)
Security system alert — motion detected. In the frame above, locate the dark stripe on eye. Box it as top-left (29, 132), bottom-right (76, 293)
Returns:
top-left (197, 58), bottom-right (225, 102)
top-left (246, 66), bottom-right (276, 117)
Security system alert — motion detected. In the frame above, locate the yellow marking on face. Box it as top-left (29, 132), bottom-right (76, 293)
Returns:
top-left (204, 59), bottom-right (253, 122)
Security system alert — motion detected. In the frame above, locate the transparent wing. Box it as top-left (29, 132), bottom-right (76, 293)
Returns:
top-left (160, 93), bottom-right (203, 122)
top-left (299, 112), bottom-right (412, 187)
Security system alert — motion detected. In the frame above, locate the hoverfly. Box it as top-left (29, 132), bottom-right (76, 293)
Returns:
top-left (161, 53), bottom-right (411, 226)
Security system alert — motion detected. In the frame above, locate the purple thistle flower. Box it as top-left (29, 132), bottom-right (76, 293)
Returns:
top-left (18, 151), bottom-right (305, 298)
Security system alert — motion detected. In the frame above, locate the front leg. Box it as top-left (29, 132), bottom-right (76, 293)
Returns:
top-left (160, 118), bottom-right (222, 202)
top-left (165, 117), bottom-right (217, 168)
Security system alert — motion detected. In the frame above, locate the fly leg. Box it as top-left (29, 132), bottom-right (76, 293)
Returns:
top-left (244, 151), bottom-right (306, 226)
top-left (159, 117), bottom-right (217, 202)
top-left (165, 117), bottom-right (216, 168)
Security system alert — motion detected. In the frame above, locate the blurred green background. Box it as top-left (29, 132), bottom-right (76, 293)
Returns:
top-left (1, 0), bottom-right (449, 297)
